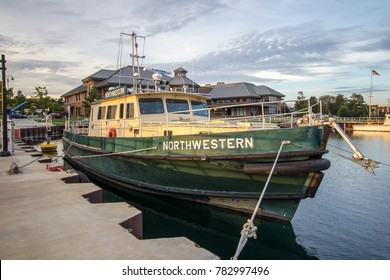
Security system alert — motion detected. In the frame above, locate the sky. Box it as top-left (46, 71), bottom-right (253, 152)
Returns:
top-left (1, 0), bottom-right (389, 105)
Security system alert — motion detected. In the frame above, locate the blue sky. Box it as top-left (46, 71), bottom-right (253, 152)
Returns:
top-left (1, 0), bottom-right (389, 104)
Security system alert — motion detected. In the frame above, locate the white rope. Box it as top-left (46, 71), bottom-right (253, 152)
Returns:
top-left (232, 140), bottom-right (291, 260)
top-left (72, 146), bottom-right (158, 159)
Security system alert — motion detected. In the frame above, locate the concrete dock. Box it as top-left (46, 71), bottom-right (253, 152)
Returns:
top-left (0, 145), bottom-right (218, 260)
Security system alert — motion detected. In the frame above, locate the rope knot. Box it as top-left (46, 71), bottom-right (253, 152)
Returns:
top-left (241, 219), bottom-right (257, 239)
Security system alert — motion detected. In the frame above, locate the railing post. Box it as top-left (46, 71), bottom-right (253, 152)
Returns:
top-left (166, 112), bottom-right (169, 136)
top-left (208, 108), bottom-right (211, 134)
top-left (261, 103), bottom-right (265, 129)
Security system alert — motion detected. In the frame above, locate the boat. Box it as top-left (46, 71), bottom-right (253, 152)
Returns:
top-left (63, 32), bottom-right (376, 222)
top-left (352, 114), bottom-right (390, 132)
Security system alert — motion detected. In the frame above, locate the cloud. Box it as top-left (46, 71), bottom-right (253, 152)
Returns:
top-left (154, 22), bottom-right (388, 85)
top-left (0, 34), bottom-right (44, 56)
top-left (124, 0), bottom-right (229, 36)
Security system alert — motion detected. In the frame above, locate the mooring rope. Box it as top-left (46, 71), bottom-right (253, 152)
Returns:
top-left (231, 140), bottom-right (291, 260)
top-left (72, 146), bottom-right (158, 159)
top-left (18, 156), bottom-right (44, 169)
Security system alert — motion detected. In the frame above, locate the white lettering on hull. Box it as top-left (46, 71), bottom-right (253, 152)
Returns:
top-left (162, 137), bottom-right (254, 151)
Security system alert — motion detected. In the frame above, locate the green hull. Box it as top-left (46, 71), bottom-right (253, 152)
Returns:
top-left (63, 126), bottom-right (330, 221)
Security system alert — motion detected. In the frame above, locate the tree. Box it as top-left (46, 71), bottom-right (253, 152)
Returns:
top-left (294, 91), bottom-right (307, 112)
top-left (334, 94), bottom-right (347, 116)
top-left (13, 90), bottom-right (28, 108)
top-left (338, 106), bottom-right (349, 117)
top-left (29, 86), bottom-right (64, 114)
top-left (309, 96), bottom-right (319, 113)
top-left (82, 86), bottom-right (99, 116)
top-left (281, 102), bottom-right (292, 114)
top-left (30, 86), bottom-right (50, 112)
top-left (347, 93), bottom-right (367, 117)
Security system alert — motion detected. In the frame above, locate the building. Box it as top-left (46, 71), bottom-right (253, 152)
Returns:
top-left (199, 82), bottom-right (285, 117)
top-left (370, 103), bottom-right (390, 117)
top-left (62, 68), bottom-right (285, 118)
top-left (61, 69), bottom-right (115, 117)
top-left (169, 67), bottom-right (199, 92)
top-left (62, 67), bottom-right (196, 117)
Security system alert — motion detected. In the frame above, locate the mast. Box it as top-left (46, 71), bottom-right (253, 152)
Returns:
top-left (130, 32), bottom-right (145, 93)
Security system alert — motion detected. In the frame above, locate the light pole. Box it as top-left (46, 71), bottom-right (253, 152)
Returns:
top-left (1, 54), bottom-right (11, 156)
top-left (7, 75), bottom-right (14, 90)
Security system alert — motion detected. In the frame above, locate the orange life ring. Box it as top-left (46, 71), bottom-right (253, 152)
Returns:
top-left (108, 128), bottom-right (117, 138)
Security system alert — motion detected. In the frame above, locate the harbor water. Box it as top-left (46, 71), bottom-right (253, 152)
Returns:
top-left (70, 131), bottom-right (390, 260)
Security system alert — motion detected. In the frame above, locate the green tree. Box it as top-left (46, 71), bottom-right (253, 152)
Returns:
top-left (281, 102), bottom-right (292, 114)
top-left (347, 93), bottom-right (367, 117)
top-left (338, 106), bottom-right (349, 117)
top-left (319, 95), bottom-right (334, 115)
top-left (13, 90), bottom-right (28, 108)
top-left (334, 94), bottom-right (347, 116)
top-left (82, 86), bottom-right (99, 116)
top-left (294, 91), bottom-right (307, 112)
top-left (28, 86), bottom-right (64, 114)
top-left (30, 86), bottom-right (50, 112)
top-left (309, 96), bottom-right (319, 113)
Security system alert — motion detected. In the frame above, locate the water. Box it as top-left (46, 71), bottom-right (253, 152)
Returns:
top-left (75, 131), bottom-right (390, 260)
top-left (293, 131), bottom-right (390, 260)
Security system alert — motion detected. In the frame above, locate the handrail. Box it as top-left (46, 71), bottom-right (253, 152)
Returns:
top-left (66, 98), bottom-right (321, 136)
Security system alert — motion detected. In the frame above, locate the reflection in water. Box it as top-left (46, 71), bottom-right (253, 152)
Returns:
top-left (98, 182), bottom-right (314, 260)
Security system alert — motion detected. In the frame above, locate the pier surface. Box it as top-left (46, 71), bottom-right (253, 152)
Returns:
top-left (0, 147), bottom-right (217, 260)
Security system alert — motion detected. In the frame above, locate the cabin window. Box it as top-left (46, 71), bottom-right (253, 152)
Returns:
top-left (139, 98), bottom-right (164, 114)
top-left (106, 105), bottom-right (117, 119)
top-left (119, 103), bottom-right (124, 119)
top-left (166, 99), bottom-right (190, 114)
top-left (191, 101), bottom-right (208, 116)
top-left (97, 106), bottom-right (106, 120)
top-left (126, 103), bottom-right (134, 118)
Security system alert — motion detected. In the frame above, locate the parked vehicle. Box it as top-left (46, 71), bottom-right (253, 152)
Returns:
top-left (10, 113), bottom-right (27, 119)
top-left (50, 112), bottom-right (62, 119)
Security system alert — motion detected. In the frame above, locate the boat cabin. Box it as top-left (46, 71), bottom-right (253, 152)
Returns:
top-left (88, 87), bottom-right (212, 137)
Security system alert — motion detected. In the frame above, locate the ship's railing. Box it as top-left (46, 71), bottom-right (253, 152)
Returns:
top-left (67, 98), bottom-right (322, 137)
top-left (333, 117), bottom-right (384, 124)
top-left (65, 118), bottom-right (89, 135)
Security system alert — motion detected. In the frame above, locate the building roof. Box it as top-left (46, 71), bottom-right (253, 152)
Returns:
top-left (93, 66), bottom-right (171, 88)
top-left (82, 69), bottom-right (116, 83)
top-left (173, 67), bottom-right (188, 75)
top-left (208, 82), bottom-right (285, 99)
top-left (61, 84), bottom-right (87, 98)
top-left (170, 76), bottom-right (200, 87)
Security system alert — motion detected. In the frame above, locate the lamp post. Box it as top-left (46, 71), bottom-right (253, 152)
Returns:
top-left (7, 75), bottom-right (14, 90)
top-left (1, 54), bottom-right (11, 156)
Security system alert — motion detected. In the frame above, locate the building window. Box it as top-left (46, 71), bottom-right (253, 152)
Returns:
top-left (232, 107), bottom-right (246, 116)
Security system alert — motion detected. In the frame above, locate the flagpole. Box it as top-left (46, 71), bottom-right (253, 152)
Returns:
top-left (369, 70), bottom-right (372, 122)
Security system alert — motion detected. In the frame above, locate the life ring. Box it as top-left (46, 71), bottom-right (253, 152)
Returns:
top-left (107, 128), bottom-right (117, 138)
